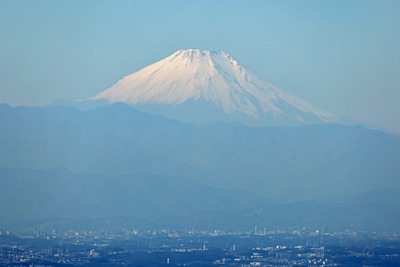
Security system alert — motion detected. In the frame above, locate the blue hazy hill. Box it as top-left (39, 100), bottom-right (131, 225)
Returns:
top-left (0, 104), bottom-right (399, 231)
top-left (1, 103), bottom-right (399, 201)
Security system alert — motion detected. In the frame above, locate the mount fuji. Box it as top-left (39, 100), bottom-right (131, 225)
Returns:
top-left (88, 49), bottom-right (338, 126)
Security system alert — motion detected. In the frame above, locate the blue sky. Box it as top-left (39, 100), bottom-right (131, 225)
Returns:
top-left (1, 0), bottom-right (399, 133)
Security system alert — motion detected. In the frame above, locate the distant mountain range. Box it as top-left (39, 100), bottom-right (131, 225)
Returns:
top-left (83, 49), bottom-right (339, 126)
top-left (1, 167), bottom-right (399, 232)
top-left (2, 103), bottom-right (399, 201)
top-left (0, 103), bottom-right (399, 231)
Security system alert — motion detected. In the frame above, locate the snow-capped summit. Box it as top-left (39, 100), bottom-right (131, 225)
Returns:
top-left (89, 49), bottom-right (338, 126)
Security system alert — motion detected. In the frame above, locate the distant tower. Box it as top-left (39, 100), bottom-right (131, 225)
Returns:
top-left (255, 226), bottom-right (257, 235)
top-left (320, 246), bottom-right (325, 259)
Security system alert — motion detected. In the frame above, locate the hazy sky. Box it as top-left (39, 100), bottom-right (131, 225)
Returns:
top-left (1, 0), bottom-right (399, 133)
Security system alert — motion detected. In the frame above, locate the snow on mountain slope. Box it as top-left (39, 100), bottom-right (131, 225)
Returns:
top-left (90, 49), bottom-right (338, 124)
